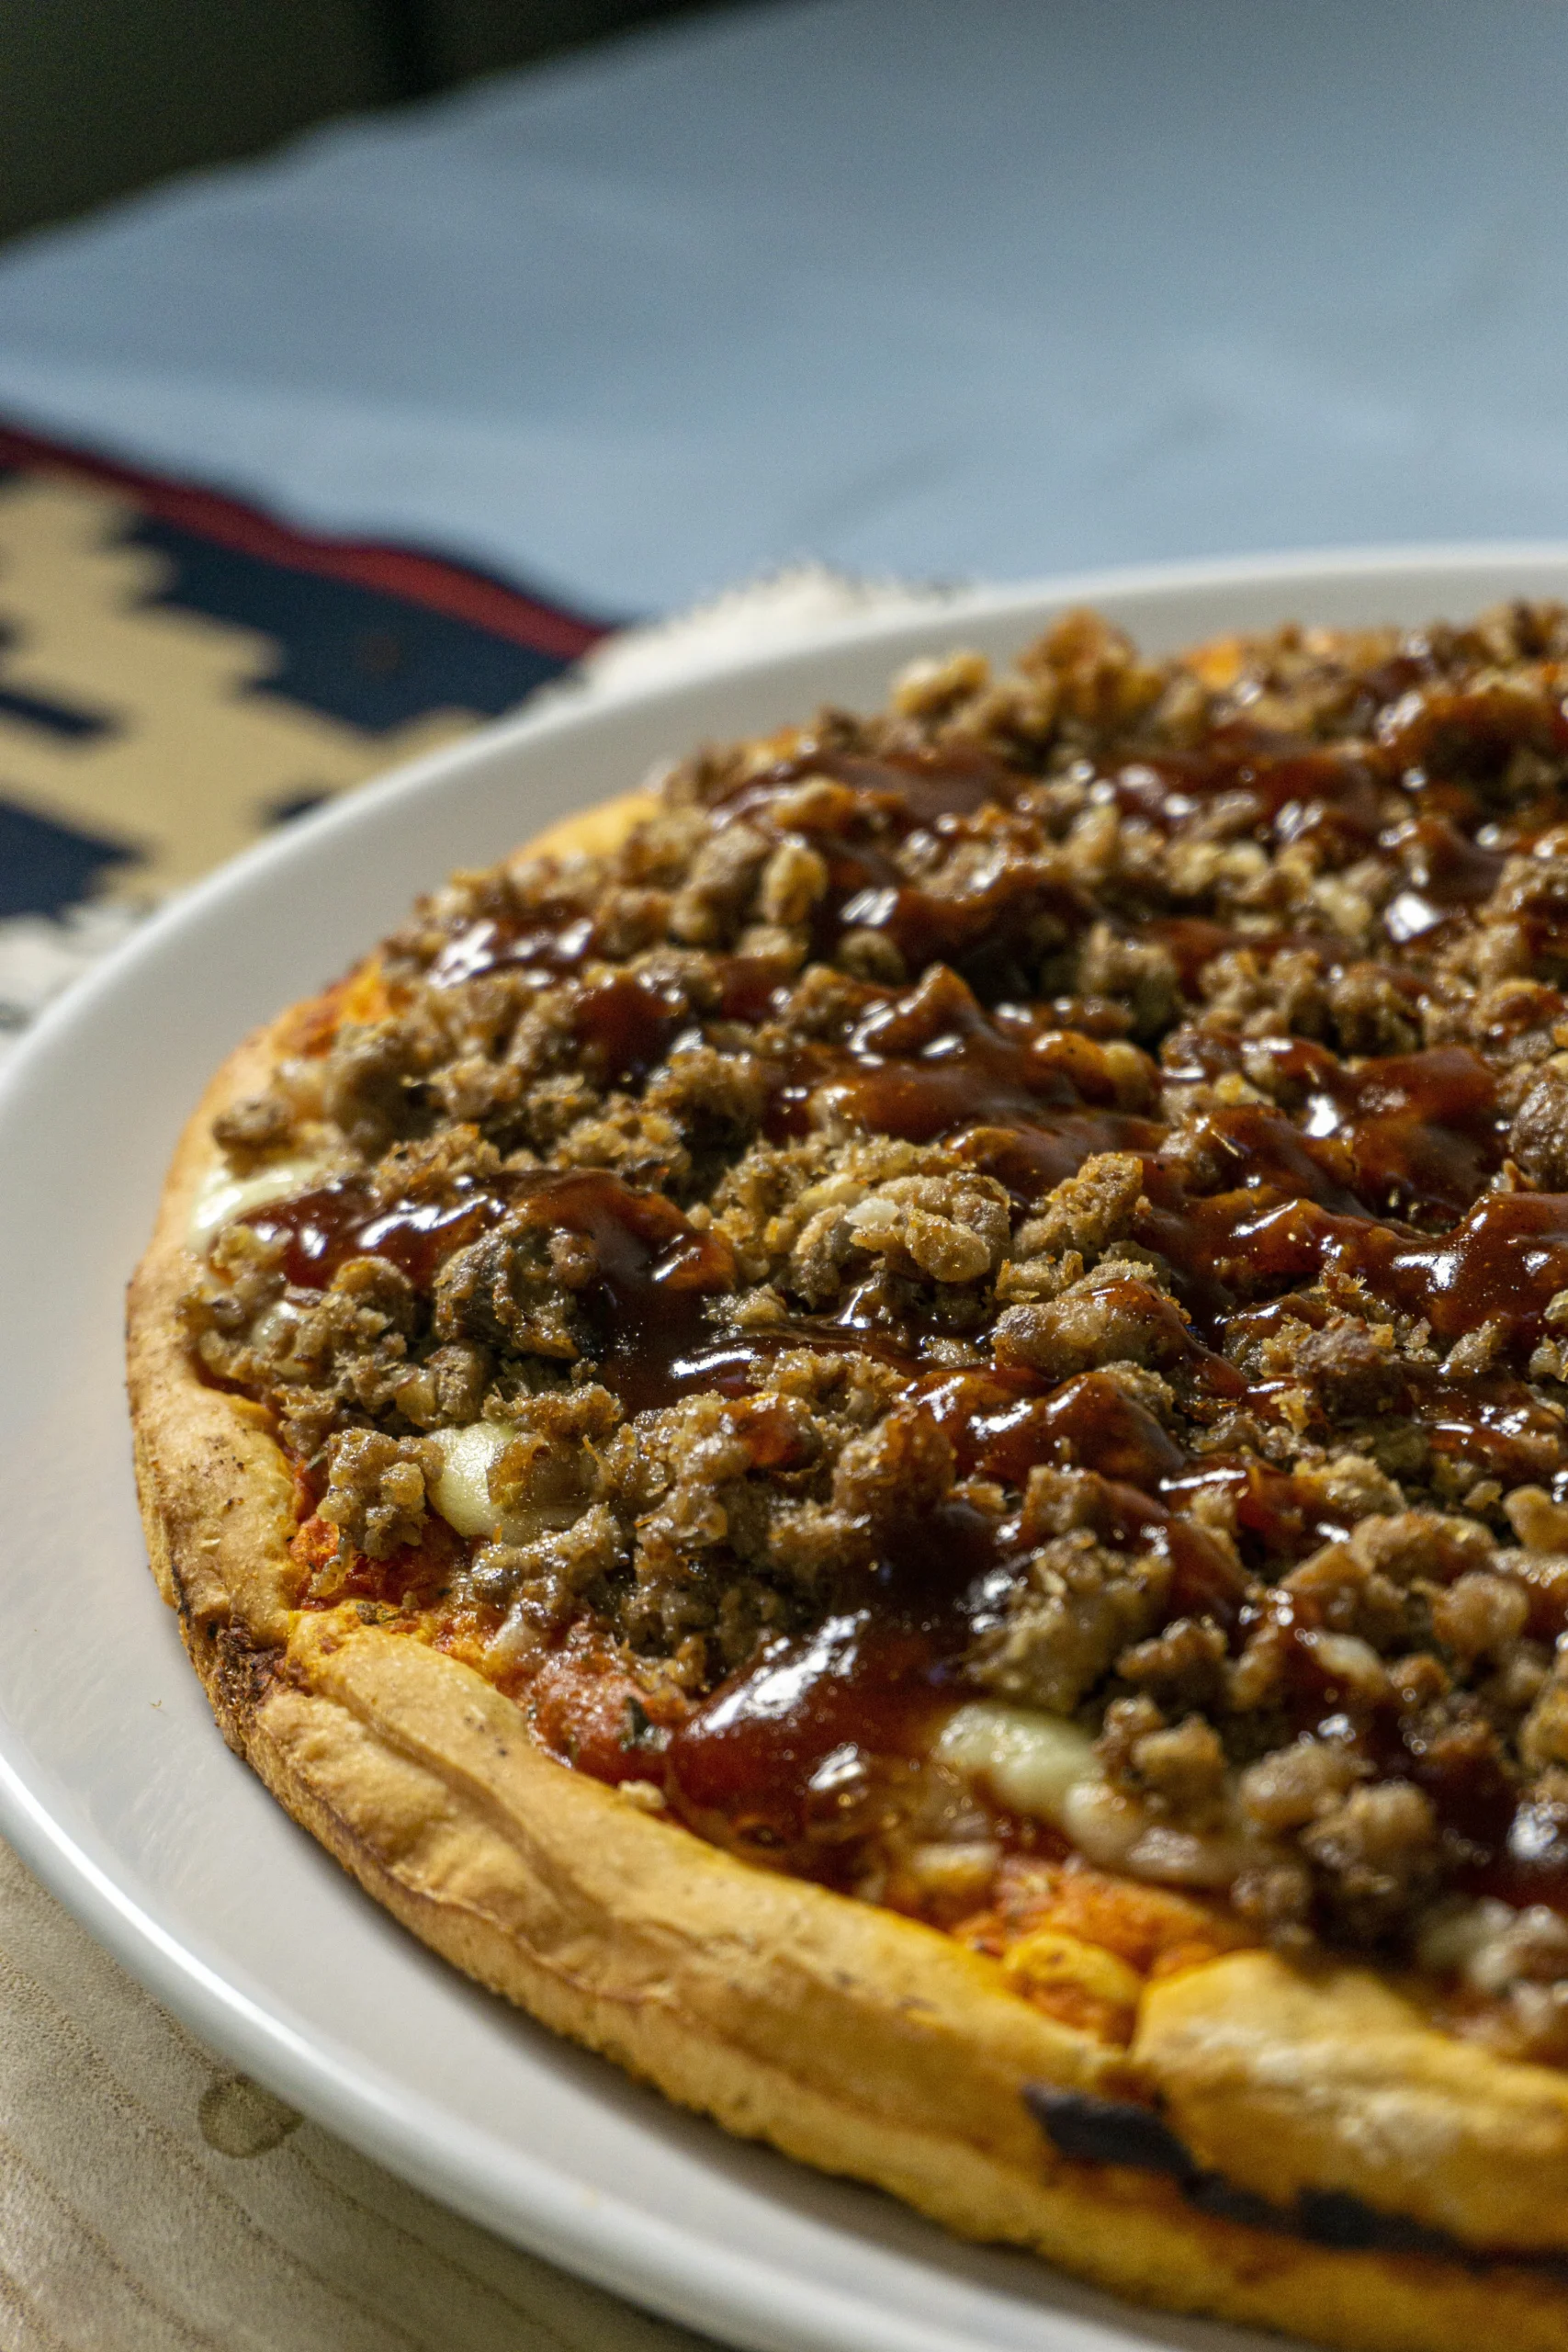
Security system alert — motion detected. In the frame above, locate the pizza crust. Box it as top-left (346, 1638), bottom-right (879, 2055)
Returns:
top-left (126, 800), bottom-right (1568, 2352)
top-left (1137, 1953), bottom-right (1568, 2250)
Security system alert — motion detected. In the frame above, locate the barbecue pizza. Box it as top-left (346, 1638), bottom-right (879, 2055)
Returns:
top-left (130, 605), bottom-right (1568, 2349)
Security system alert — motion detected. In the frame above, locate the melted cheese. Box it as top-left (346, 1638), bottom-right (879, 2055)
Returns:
top-left (427, 1420), bottom-right (511, 1540)
top-left (936, 1702), bottom-right (1101, 1826)
top-left (187, 1153), bottom-right (333, 1248)
top-left (936, 1702), bottom-right (1248, 1890)
top-left (1062, 1776), bottom-right (1250, 1890)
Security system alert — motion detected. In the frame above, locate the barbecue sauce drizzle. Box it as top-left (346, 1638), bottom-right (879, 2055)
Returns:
top-left (242, 724), bottom-right (1568, 1912)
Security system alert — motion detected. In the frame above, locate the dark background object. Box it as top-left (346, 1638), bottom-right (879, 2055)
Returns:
top-left (0, 0), bottom-right (738, 245)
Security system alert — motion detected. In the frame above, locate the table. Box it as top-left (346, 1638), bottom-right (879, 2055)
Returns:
top-left (4, 3), bottom-right (1568, 2338)
top-left (0, 1834), bottom-right (711, 2350)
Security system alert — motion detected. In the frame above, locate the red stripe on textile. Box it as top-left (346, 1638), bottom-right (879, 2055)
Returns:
top-left (0, 418), bottom-right (608, 660)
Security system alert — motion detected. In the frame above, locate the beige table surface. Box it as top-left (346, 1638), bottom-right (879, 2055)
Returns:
top-left (0, 1836), bottom-right (720, 2352)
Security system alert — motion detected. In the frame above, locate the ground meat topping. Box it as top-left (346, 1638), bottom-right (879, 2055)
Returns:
top-left (187, 605), bottom-right (1568, 2019)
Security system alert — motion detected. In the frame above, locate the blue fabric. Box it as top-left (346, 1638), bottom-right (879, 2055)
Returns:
top-left (0, 799), bottom-right (134, 922)
top-left (0, 0), bottom-right (1566, 614)
top-left (125, 514), bottom-right (574, 726)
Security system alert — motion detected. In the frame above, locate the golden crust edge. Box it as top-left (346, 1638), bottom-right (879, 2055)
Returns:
top-left (123, 789), bottom-right (1568, 2351)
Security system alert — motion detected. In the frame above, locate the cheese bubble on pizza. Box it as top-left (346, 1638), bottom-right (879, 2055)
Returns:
top-left (130, 606), bottom-right (1568, 2350)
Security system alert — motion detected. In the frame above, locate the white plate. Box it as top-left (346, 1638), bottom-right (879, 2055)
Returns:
top-left (4, 545), bottom-right (1566, 2352)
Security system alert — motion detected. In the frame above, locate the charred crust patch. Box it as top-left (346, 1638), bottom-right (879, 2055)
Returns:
top-left (204, 1623), bottom-right (282, 1744)
top-left (1026, 2082), bottom-right (1551, 2268)
top-left (1024, 2083), bottom-right (1192, 2175)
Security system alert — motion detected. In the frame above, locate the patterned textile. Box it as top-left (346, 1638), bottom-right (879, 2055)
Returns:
top-left (0, 421), bottom-right (605, 1047)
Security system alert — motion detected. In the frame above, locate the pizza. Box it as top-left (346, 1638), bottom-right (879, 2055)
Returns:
top-left (128, 603), bottom-right (1568, 2350)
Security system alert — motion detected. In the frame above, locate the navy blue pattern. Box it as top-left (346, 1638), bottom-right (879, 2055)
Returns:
top-left (0, 800), bottom-right (135, 921)
top-left (127, 516), bottom-right (569, 730)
